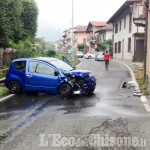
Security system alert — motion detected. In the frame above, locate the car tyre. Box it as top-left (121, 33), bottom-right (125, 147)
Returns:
top-left (88, 56), bottom-right (92, 59)
top-left (59, 83), bottom-right (72, 98)
top-left (8, 80), bottom-right (21, 94)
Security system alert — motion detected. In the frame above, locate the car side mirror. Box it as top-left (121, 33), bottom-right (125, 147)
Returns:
top-left (54, 71), bottom-right (59, 76)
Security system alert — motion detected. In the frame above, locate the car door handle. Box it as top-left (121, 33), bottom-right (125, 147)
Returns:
top-left (27, 74), bottom-right (32, 78)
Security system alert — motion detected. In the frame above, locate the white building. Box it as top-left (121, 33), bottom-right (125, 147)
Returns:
top-left (107, 0), bottom-right (145, 62)
top-left (95, 25), bottom-right (113, 43)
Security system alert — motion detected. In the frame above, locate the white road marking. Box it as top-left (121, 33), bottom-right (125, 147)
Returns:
top-left (113, 60), bottom-right (150, 114)
top-left (141, 96), bottom-right (147, 103)
top-left (0, 94), bottom-right (15, 102)
top-left (144, 104), bottom-right (150, 112)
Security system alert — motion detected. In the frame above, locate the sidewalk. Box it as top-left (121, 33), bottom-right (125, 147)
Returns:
top-left (113, 59), bottom-right (144, 74)
top-left (113, 58), bottom-right (150, 105)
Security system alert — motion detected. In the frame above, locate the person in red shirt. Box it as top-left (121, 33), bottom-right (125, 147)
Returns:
top-left (104, 51), bottom-right (110, 70)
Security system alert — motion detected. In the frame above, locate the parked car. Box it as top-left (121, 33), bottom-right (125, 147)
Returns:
top-left (95, 52), bottom-right (104, 61)
top-left (5, 57), bottom-right (96, 98)
top-left (76, 51), bottom-right (83, 58)
top-left (84, 52), bottom-right (96, 59)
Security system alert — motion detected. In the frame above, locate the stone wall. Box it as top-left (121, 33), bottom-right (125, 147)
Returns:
top-left (0, 48), bottom-right (14, 68)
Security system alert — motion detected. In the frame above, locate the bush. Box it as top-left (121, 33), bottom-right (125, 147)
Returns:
top-left (77, 43), bottom-right (87, 51)
top-left (0, 87), bottom-right (9, 97)
top-left (14, 48), bottom-right (35, 59)
top-left (47, 49), bottom-right (56, 57)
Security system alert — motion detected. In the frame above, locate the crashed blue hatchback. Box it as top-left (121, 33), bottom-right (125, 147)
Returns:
top-left (5, 57), bottom-right (96, 98)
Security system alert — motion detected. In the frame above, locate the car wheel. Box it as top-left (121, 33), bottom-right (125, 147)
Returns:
top-left (59, 83), bottom-right (72, 98)
top-left (8, 80), bottom-right (21, 94)
top-left (88, 56), bottom-right (92, 59)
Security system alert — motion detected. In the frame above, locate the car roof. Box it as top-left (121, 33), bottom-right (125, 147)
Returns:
top-left (13, 57), bottom-right (59, 63)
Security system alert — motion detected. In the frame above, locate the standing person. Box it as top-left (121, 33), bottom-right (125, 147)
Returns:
top-left (104, 51), bottom-right (110, 70)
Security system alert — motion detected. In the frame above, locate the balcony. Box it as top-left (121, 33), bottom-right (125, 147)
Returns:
top-left (87, 36), bottom-right (96, 43)
top-left (133, 4), bottom-right (146, 27)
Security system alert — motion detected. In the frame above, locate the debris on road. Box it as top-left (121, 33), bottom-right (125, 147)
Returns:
top-left (133, 90), bottom-right (143, 97)
top-left (127, 81), bottom-right (138, 88)
top-left (122, 81), bottom-right (138, 89)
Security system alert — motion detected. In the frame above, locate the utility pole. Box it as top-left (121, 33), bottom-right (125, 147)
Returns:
top-left (71, 0), bottom-right (74, 61)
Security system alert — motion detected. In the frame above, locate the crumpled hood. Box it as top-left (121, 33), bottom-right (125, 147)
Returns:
top-left (65, 70), bottom-right (91, 78)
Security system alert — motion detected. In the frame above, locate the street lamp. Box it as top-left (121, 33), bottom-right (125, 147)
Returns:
top-left (71, 0), bottom-right (74, 61)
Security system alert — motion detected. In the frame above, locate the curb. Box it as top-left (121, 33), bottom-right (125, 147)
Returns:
top-left (113, 60), bottom-right (139, 90)
top-left (0, 94), bottom-right (15, 103)
top-left (75, 59), bottom-right (83, 68)
top-left (113, 60), bottom-right (150, 115)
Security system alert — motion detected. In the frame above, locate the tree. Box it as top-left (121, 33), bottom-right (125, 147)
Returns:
top-left (0, 0), bottom-right (23, 47)
top-left (47, 47), bottom-right (56, 57)
top-left (77, 43), bottom-right (87, 51)
top-left (21, 0), bottom-right (38, 40)
top-left (100, 40), bottom-right (112, 50)
top-left (13, 39), bottom-right (35, 59)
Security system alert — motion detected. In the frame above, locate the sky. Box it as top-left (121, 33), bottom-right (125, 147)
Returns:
top-left (35, 0), bottom-right (126, 42)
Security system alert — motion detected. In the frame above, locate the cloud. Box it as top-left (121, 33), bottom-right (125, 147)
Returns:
top-left (35, 0), bottom-right (126, 41)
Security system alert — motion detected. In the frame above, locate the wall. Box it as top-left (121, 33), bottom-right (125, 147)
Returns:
top-left (106, 30), bottom-right (113, 40)
top-left (0, 48), bottom-right (14, 68)
top-left (74, 32), bottom-right (90, 52)
top-left (113, 5), bottom-right (145, 61)
top-left (146, 2), bottom-right (150, 93)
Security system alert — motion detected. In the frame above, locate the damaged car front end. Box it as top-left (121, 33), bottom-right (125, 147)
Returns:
top-left (50, 56), bottom-right (96, 98)
top-left (64, 70), bottom-right (96, 96)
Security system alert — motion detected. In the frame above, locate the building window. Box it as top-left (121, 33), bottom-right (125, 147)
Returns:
top-left (129, 13), bottom-right (132, 33)
top-left (118, 41), bottom-right (121, 53)
top-left (115, 43), bottom-right (118, 53)
top-left (119, 20), bottom-right (122, 31)
top-left (128, 38), bottom-right (131, 52)
top-left (124, 16), bottom-right (126, 29)
top-left (103, 35), bottom-right (105, 40)
top-left (115, 24), bottom-right (118, 34)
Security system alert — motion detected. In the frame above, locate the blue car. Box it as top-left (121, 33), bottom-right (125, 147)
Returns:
top-left (5, 57), bottom-right (96, 98)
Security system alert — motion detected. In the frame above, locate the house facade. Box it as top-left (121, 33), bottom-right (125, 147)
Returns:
top-left (74, 26), bottom-right (90, 52)
top-left (62, 27), bottom-right (78, 54)
top-left (145, 0), bottom-right (150, 92)
top-left (95, 25), bottom-right (113, 50)
top-left (86, 21), bottom-right (108, 51)
top-left (107, 0), bottom-right (145, 62)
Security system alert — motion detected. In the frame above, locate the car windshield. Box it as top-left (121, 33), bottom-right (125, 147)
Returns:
top-left (50, 59), bottom-right (73, 72)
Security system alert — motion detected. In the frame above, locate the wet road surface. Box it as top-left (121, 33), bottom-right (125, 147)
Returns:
top-left (0, 58), bottom-right (150, 150)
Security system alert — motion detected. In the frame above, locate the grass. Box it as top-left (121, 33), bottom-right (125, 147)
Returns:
top-left (0, 87), bottom-right (9, 97)
top-left (0, 70), bottom-right (6, 79)
top-left (0, 65), bottom-right (9, 79)
top-left (135, 67), bottom-right (149, 95)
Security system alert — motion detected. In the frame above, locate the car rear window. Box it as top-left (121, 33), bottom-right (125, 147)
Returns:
top-left (14, 61), bottom-right (26, 72)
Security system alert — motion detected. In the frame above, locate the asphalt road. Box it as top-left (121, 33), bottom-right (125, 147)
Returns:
top-left (0, 58), bottom-right (150, 150)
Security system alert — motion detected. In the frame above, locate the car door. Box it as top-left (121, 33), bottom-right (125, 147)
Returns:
top-left (25, 61), bottom-right (59, 93)
top-left (62, 56), bottom-right (72, 66)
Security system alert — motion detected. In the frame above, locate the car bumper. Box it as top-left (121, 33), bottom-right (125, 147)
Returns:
top-left (84, 76), bottom-right (96, 89)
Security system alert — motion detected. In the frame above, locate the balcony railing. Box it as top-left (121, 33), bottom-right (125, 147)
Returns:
top-left (133, 4), bottom-right (146, 27)
top-left (87, 36), bottom-right (96, 43)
